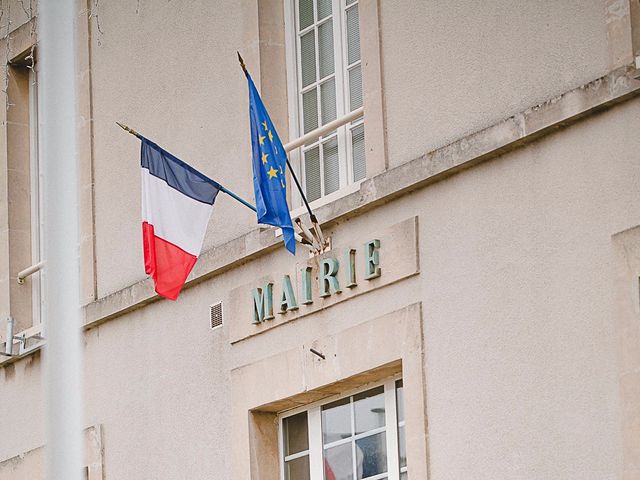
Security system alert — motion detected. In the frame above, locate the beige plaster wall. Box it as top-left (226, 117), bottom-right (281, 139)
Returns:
top-left (0, 2), bottom-right (638, 478)
top-left (0, 0), bottom-right (35, 38)
top-left (380, 0), bottom-right (612, 167)
top-left (87, 0), bottom-right (627, 297)
top-left (0, 92), bottom-right (638, 479)
top-left (89, 0), bottom-right (261, 297)
top-left (0, 353), bottom-right (43, 462)
top-left (417, 98), bottom-right (639, 479)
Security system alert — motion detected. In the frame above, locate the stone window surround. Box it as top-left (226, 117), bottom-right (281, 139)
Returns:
top-left (612, 227), bottom-right (640, 480)
top-left (230, 302), bottom-right (429, 480)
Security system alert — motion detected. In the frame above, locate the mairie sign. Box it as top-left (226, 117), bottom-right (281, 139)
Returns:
top-left (251, 239), bottom-right (381, 324)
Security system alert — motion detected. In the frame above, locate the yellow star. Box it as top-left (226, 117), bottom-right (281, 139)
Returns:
top-left (267, 166), bottom-right (278, 179)
top-left (268, 130), bottom-right (274, 142)
top-left (259, 134), bottom-right (266, 146)
top-left (262, 121), bottom-right (268, 131)
top-left (261, 152), bottom-right (269, 164)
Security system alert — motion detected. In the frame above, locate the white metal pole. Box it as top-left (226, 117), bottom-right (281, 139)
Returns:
top-left (40, 1), bottom-right (83, 479)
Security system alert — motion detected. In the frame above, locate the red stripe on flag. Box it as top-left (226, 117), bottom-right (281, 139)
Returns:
top-left (142, 221), bottom-right (197, 301)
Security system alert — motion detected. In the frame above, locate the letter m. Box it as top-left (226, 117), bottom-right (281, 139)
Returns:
top-left (252, 283), bottom-right (274, 324)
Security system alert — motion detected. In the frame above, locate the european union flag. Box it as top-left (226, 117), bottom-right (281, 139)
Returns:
top-left (246, 72), bottom-right (296, 255)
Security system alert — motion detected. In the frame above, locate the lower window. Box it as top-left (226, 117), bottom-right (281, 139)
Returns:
top-left (280, 378), bottom-right (407, 480)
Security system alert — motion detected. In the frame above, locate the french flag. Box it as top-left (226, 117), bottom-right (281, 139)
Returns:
top-left (141, 138), bottom-right (220, 300)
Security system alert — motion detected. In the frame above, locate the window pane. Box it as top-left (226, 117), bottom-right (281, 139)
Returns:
top-left (305, 146), bottom-right (321, 202)
top-left (355, 432), bottom-right (387, 479)
top-left (396, 380), bottom-right (404, 423)
top-left (285, 455), bottom-right (310, 480)
top-left (299, 0), bottom-right (314, 30)
top-left (346, 0), bottom-right (357, 5)
top-left (351, 124), bottom-right (365, 182)
top-left (302, 88), bottom-right (318, 134)
top-left (323, 137), bottom-right (340, 195)
top-left (324, 442), bottom-right (353, 480)
top-left (346, 6), bottom-right (360, 65)
top-left (317, 0), bottom-right (332, 20)
top-left (354, 386), bottom-right (385, 435)
top-left (318, 21), bottom-right (335, 79)
top-left (398, 425), bottom-right (407, 468)
top-left (301, 31), bottom-right (317, 88)
top-left (320, 79), bottom-right (337, 124)
top-left (349, 65), bottom-right (362, 111)
top-left (322, 397), bottom-right (351, 444)
top-left (284, 411), bottom-right (309, 456)
top-left (400, 473), bottom-right (408, 480)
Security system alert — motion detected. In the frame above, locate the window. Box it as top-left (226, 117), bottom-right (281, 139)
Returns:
top-left (285, 0), bottom-right (365, 205)
top-left (6, 47), bottom-right (42, 333)
top-left (280, 378), bottom-right (408, 480)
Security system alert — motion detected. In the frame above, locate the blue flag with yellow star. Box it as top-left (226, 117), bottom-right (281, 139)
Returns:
top-left (246, 72), bottom-right (296, 254)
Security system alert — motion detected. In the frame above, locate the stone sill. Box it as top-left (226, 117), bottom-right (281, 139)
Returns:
top-left (82, 65), bottom-right (640, 330)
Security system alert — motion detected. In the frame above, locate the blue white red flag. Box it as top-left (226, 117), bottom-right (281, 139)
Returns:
top-left (140, 138), bottom-right (220, 300)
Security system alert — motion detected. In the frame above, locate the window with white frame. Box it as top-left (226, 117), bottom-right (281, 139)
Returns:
top-left (280, 378), bottom-right (408, 480)
top-left (6, 47), bottom-right (43, 332)
top-left (285, 0), bottom-right (365, 205)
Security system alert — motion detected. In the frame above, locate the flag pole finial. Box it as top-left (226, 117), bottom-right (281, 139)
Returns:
top-left (116, 121), bottom-right (142, 139)
top-left (237, 51), bottom-right (248, 77)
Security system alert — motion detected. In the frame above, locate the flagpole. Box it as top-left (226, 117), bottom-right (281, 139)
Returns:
top-left (116, 122), bottom-right (257, 213)
top-left (236, 53), bottom-right (322, 230)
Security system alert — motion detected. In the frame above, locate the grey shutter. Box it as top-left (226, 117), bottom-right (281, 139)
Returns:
top-left (351, 124), bottom-right (365, 182)
top-left (301, 31), bottom-right (317, 88)
top-left (299, 0), bottom-right (314, 30)
top-left (305, 147), bottom-right (322, 202)
top-left (323, 137), bottom-right (340, 195)
top-left (346, 5), bottom-right (360, 65)
top-left (320, 78), bottom-right (337, 124)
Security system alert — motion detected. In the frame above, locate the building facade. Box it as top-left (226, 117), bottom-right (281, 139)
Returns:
top-left (0, 0), bottom-right (640, 478)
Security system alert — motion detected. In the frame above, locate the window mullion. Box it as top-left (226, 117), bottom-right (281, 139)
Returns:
top-left (328, 0), bottom-right (347, 190)
top-left (332, 0), bottom-right (346, 119)
top-left (284, 0), bottom-right (303, 207)
top-left (385, 379), bottom-right (401, 480)
top-left (308, 406), bottom-right (324, 480)
top-left (336, 126), bottom-right (349, 189)
top-left (319, 134), bottom-right (326, 197)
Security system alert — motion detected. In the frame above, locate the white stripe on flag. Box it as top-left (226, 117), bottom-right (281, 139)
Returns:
top-left (141, 168), bottom-right (213, 256)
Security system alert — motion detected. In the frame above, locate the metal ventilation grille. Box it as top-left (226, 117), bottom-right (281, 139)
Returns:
top-left (210, 302), bottom-right (223, 329)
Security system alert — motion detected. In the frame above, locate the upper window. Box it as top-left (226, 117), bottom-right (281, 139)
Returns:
top-left (280, 378), bottom-right (407, 480)
top-left (6, 48), bottom-right (42, 333)
top-left (285, 0), bottom-right (365, 205)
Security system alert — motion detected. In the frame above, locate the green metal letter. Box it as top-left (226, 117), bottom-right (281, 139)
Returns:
top-left (301, 266), bottom-right (313, 305)
top-left (252, 283), bottom-right (274, 324)
top-left (364, 239), bottom-right (381, 280)
top-left (319, 258), bottom-right (341, 297)
top-left (279, 275), bottom-right (299, 313)
top-left (345, 248), bottom-right (357, 288)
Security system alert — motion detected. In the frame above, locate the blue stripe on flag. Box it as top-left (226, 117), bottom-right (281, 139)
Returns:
top-left (141, 138), bottom-right (221, 205)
